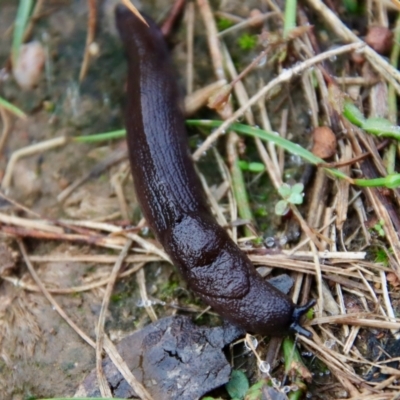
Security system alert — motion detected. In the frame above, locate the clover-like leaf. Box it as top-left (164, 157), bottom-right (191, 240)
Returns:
top-left (278, 183), bottom-right (292, 199)
top-left (275, 200), bottom-right (289, 216)
top-left (288, 192), bottom-right (303, 205)
top-left (291, 182), bottom-right (304, 194)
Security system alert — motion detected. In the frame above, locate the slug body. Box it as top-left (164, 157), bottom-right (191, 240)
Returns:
top-left (116, 6), bottom-right (313, 337)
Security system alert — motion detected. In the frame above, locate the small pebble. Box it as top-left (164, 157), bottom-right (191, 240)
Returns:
top-left (13, 41), bottom-right (46, 90)
top-left (365, 26), bottom-right (393, 55)
top-left (311, 126), bottom-right (336, 159)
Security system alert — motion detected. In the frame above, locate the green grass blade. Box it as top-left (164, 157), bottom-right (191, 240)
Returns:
top-left (187, 119), bottom-right (350, 181)
top-left (73, 129), bottom-right (126, 143)
top-left (12, 0), bottom-right (34, 64)
top-left (70, 121), bottom-right (400, 189)
top-left (232, 158), bottom-right (253, 236)
top-left (344, 101), bottom-right (400, 140)
top-left (187, 120), bottom-right (400, 189)
top-left (343, 101), bottom-right (365, 126)
top-left (283, 0), bottom-right (297, 38)
top-left (0, 96), bottom-right (26, 119)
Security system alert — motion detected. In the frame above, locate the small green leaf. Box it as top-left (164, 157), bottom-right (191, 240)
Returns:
top-left (226, 370), bottom-right (249, 399)
top-left (288, 192), bottom-right (303, 205)
top-left (278, 183), bottom-right (292, 198)
top-left (238, 160), bottom-right (249, 171)
top-left (291, 182), bottom-right (304, 194)
top-left (343, 101), bottom-right (365, 127)
top-left (217, 17), bottom-right (234, 31)
top-left (275, 200), bottom-right (289, 216)
top-left (238, 34), bottom-right (257, 50)
top-left (255, 207), bottom-right (268, 217)
top-left (248, 162), bottom-right (265, 173)
top-left (374, 248), bottom-right (389, 266)
top-left (362, 119), bottom-right (400, 139)
top-left (372, 220), bottom-right (385, 237)
top-left (306, 306), bottom-right (314, 319)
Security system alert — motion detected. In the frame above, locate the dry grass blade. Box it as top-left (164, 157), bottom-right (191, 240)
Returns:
top-left (312, 316), bottom-right (400, 331)
top-left (96, 239), bottom-right (132, 398)
top-left (120, 0), bottom-right (148, 27)
top-left (17, 239), bottom-right (96, 348)
top-left (103, 335), bottom-right (153, 400)
top-left (192, 42), bottom-right (364, 160)
top-left (0, 107), bottom-right (13, 155)
top-left (3, 262), bottom-right (146, 294)
top-left (305, 0), bottom-right (400, 93)
top-left (1, 136), bottom-right (67, 190)
top-left (79, 0), bottom-right (97, 82)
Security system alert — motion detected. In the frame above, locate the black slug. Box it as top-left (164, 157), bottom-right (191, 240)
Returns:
top-left (115, 5), bottom-right (315, 337)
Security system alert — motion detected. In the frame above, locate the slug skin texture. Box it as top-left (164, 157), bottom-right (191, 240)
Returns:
top-left (116, 5), bottom-right (314, 337)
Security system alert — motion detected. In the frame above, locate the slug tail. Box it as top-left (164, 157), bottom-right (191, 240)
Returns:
top-left (289, 299), bottom-right (316, 338)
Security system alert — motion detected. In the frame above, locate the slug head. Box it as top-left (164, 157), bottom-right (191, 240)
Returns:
top-left (289, 299), bottom-right (316, 338)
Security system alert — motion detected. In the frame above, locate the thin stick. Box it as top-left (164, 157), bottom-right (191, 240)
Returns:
top-left (0, 107), bottom-right (13, 155)
top-left (380, 270), bottom-right (400, 337)
top-left (96, 239), bottom-right (132, 397)
top-left (103, 335), bottom-right (153, 400)
top-left (3, 262), bottom-right (145, 294)
top-left (304, 0), bottom-right (400, 93)
top-left (17, 239), bottom-right (95, 348)
top-left (79, 0), bottom-right (97, 82)
top-left (2, 136), bottom-right (67, 190)
top-left (185, 2), bottom-right (195, 94)
top-left (311, 315), bottom-right (400, 330)
top-left (137, 268), bottom-right (158, 322)
top-left (192, 42), bottom-right (364, 160)
top-left (310, 241), bottom-right (323, 318)
top-left (196, 0), bottom-right (225, 81)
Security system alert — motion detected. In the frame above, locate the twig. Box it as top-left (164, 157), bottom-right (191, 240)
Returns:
top-left (217, 12), bottom-right (278, 37)
top-left (3, 262), bottom-right (145, 293)
top-left (192, 42), bottom-right (365, 160)
top-left (0, 107), bottom-right (13, 155)
top-left (17, 238), bottom-right (95, 348)
top-left (136, 268), bottom-right (158, 322)
top-left (311, 315), bottom-right (400, 330)
top-left (0, 212), bottom-right (63, 234)
top-left (196, 0), bottom-right (225, 81)
top-left (96, 239), bottom-right (132, 398)
top-left (103, 335), bottom-right (153, 400)
top-left (2, 136), bottom-right (67, 190)
top-left (380, 270), bottom-right (400, 337)
top-left (304, 0), bottom-right (400, 94)
top-left (79, 0), bottom-right (97, 82)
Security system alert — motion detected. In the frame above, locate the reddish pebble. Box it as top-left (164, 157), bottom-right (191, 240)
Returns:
top-left (365, 26), bottom-right (393, 55)
top-left (311, 126), bottom-right (337, 159)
